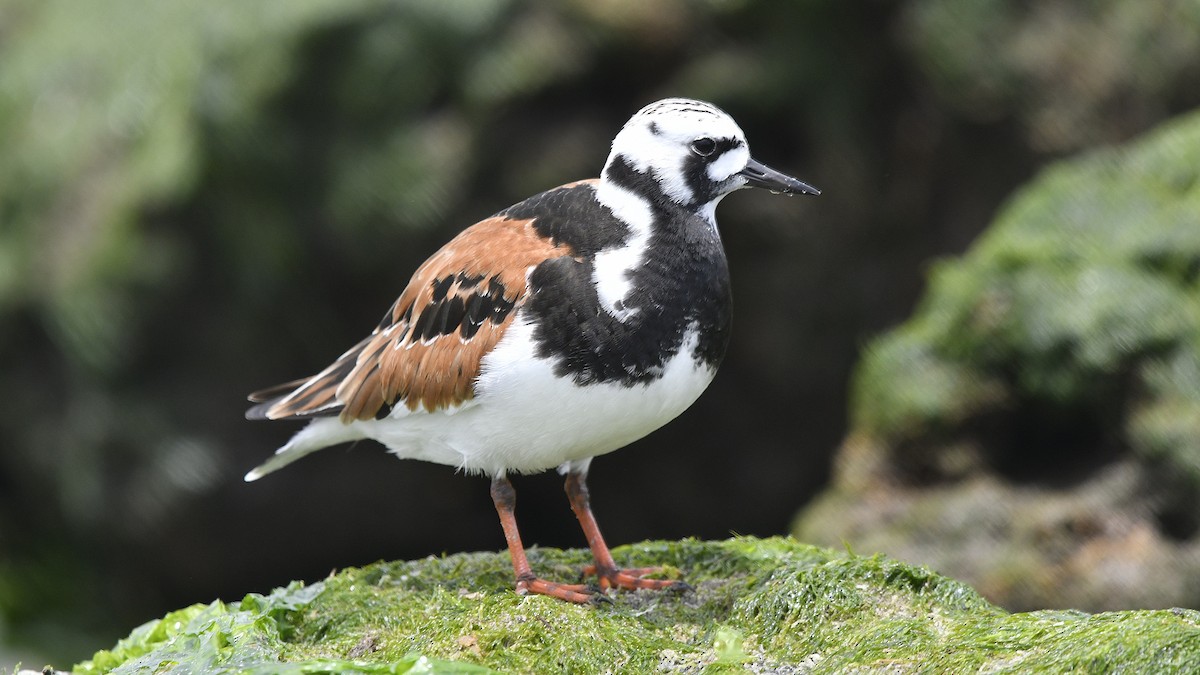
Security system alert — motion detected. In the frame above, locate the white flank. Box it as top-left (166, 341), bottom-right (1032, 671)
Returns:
top-left (343, 315), bottom-right (716, 477)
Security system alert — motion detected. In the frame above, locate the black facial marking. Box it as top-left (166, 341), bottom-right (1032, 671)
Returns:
top-left (648, 121), bottom-right (661, 136)
top-left (681, 137), bottom-right (742, 206)
top-left (690, 137), bottom-right (716, 156)
top-left (641, 100), bottom-right (724, 119)
top-left (713, 137), bottom-right (741, 155)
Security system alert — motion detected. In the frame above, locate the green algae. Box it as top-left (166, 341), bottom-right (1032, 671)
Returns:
top-left (74, 538), bottom-right (1200, 673)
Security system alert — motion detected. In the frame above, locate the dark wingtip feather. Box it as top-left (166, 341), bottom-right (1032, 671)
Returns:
top-left (245, 395), bottom-right (344, 421)
top-left (245, 399), bottom-right (277, 421)
top-left (245, 376), bottom-right (345, 421)
top-left (247, 377), bottom-right (310, 403)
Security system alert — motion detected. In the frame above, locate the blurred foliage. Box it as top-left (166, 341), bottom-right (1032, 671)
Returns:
top-left (903, 0), bottom-right (1200, 151)
top-left (77, 538), bottom-right (1200, 673)
top-left (0, 0), bottom-right (838, 663)
top-left (3, 0), bottom-right (1200, 666)
top-left (800, 110), bottom-right (1200, 613)
top-left (853, 109), bottom-right (1200, 489)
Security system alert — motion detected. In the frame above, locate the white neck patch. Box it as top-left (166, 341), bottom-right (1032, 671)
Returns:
top-left (584, 99), bottom-right (750, 321)
top-left (591, 180), bottom-right (653, 321)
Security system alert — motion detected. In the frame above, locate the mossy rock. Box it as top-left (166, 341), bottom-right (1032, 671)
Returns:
top-left (797, 110), bottom-right (1200, 611)
top-left (71, 538), bottom-right (1200, 673)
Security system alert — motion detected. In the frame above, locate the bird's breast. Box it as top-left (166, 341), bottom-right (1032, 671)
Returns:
top-left (462, 316), bottom-right (717, 473)
top-left (498, 179), bottom-right (733, 388)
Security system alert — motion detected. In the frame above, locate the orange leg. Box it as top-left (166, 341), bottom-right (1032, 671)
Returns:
top-left (490, 476), bottom-right (595, 603)
top-left (564, 471), bottom-right (683, 593)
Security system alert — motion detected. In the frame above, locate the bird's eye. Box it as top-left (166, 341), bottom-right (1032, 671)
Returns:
top-left (690, 137), bottom-right (717, 157)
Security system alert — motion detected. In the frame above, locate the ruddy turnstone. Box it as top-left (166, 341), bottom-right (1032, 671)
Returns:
top-left (245, 98), bottom-right (819, 603)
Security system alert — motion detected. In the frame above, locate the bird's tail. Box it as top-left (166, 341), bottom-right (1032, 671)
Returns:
top-left (244, 418), bottom-right (360, 482)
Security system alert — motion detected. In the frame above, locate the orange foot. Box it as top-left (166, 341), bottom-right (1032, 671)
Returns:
top-left (581, 565), bottom-right (690, 593)
top-left (515, 574), bottom-right (601, 604)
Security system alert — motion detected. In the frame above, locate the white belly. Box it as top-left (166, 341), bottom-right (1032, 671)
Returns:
top-left (359, 315), bottom-right (716, 476)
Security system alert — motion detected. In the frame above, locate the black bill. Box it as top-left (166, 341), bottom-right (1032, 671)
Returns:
top-left (739, 157), bottom-right (820, 196)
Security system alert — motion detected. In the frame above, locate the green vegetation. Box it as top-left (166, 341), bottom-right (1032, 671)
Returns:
top-left (6, 0), bottom-right (1200, 665)
top-left (903, 0), bottom-right (1200, 151)
top-left (797, 109), bottom-right (1200, 613)
top-left (75, 538), bottom-right (1200, 673)
top-left (852, 109), bottom-right (1200, 488)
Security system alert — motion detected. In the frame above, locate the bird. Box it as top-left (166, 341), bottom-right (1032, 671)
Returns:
top-left (244, 98), bottom-right (819, 603)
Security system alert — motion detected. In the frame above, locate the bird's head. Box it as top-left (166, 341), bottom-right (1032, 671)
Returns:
top-left (603, 98), bottom-right (819, 211)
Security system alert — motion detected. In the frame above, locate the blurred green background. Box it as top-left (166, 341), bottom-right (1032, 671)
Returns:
top-left (3, 0), bottom-right (1199, 666)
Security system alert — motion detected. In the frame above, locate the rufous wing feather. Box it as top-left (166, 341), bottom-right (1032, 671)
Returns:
top-left (246, 214), bottom-right (572, 422)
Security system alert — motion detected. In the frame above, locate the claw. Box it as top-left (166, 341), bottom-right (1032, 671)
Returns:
top-left (581, 564), bottom-right (684, 592)
top-left (665, 580), bottom-right (694, 596)
top-left (588, 592), bottom-right (615, 607)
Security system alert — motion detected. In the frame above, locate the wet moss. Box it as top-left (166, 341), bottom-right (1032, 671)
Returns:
top-left (75, 537), bottom-right (1200, 673)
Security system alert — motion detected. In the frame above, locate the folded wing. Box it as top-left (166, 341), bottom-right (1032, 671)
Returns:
top-left (247, 214), bottom-right (573, 422)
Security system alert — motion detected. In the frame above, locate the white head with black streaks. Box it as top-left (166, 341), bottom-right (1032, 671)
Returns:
top-left (605, 99), bottom-right (747, 207)
top-left (603, 98), bottom-right (819, 211)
